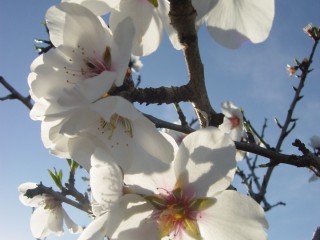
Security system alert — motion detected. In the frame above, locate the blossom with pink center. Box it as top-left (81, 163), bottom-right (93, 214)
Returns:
top-left (28, 1), bottom-right (135, 164)
top-left (98, 127), bottom-right (268, 240)
top-left (29, 2), bottom-right (134, 104)
top-left (219, 101), bottom-right (244, 141)
top-left (219, 101), bottom-right (247, 161)
top-left (28, 3), bottom-right (174, 171)
top-left (18, 182), bottom-right (82, 239)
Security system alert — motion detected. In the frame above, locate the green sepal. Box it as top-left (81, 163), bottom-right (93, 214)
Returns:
top-left (189, 197), bottom-right (216, 211)
top-left (171, 187), bottom-right (183, 199)
top-left (147, 0), bottom-right (158, 7)
top-left (312, 27), bottom-right (319, 38)
top-left (183, 218), bottom-right (203, 240)
top-left (145, 195), bottom-right (166, 209)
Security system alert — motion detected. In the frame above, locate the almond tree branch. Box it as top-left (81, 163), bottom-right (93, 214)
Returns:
top-left (25, 182), bottom-right (91, 213)
top-left (0, 76), bottom-right (33, 109)
top-left (168, 0), bottom-right (223, 127)
top-left (257, 37), bottom-right (319, 203)
top-left (145, 116), bottom-right (320, 175)
top-left (312, 227), bottom-right (320, 240)
top-left (235, 141), bottom-right (320, 173)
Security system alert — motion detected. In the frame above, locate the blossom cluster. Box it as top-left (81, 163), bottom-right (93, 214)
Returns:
top-left (19, 0), bottom-right (274, 239)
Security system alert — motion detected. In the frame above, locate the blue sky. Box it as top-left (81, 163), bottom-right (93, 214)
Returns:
top-left (1, 0), bottom-right (320, 239)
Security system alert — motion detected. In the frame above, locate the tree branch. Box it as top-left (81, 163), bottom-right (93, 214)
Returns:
top-left (168, 0), bottom-right (223, 127)
top-left (0, 76), bottom-right (33, 109)
top-left (25, 183), bottom-right (91, 213)
top-left (235, 141), bottom-right (320, 175)
top-left (258, 38), bottom-right (319, 203)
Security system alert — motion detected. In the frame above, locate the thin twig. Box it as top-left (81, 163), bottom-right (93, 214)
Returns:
top-left (174, 103), bottom-right (188, 126)
top-left (0, 76), bottom-right (33, 109)
top-left (25, 183), bottom-right (91, 213)
top-left (258, 38), bottom-right (319, 202)
top-left (144, 113), bottom-right (194, 134)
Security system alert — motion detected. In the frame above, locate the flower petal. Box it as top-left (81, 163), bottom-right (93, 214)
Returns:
top-left (77, 71), bottom-right (116, 103)
top-left (18, 182), bottom-right (45, 207)
top-left (62, 0), bottom-right (119, 16)
top-left (68, 135), bottom-right (98, 171)
top-left (157, 0), bottom-right (183, 50)
top-left (109, 0), bottom-right (162, 56)
top-left (46, 2), bottom-right (111, 51)
top-left (111, 17), bottom-right (136, 86)
top-left (28, 49), bottom-right (69, 99)
top-left (205, 0), bottom-right (274, 48)
top-left (91, 96), bottom-right (140, 122)
top-left (124, 159), bottom-right (175, 195)
top-left (78, 212), bottom-right (109, 240)
top-left (131, 115), bottom-right (175, 164)
top-left (30, 206), bottom-right (53, 239)
top-left (174, 127), bottom-right (236, 197)
top-left (47, 206), bottom-right (64, 236)
top-left (62, 208), bottom-right (83, 234)
top-left (107, 194), bottom-right (158, 240)
top-left (198, 191), bottom-right (268, 240)
top-left (41, 118), bottom-right (71, 159)
top-left (90, 147), bottom-right (124, 206)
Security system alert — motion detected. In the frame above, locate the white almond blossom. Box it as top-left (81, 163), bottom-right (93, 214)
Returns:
top-left (78, 147), bottom-right (163, 240)
top-left (220, 101), bottom-right (244, 141)
top-left (29, 2), bottom-right (174, 170)
top-left (77, 149), bottom-right (123, 240)
top-left (310, 135), bottom-right (320, 150)
top-left (64, 0), bottom-right (182, 56)
top-left (29, 2), bottom-right (135, 104)
top-left (90, 127), bottom-right (268, 240)
top-left (219, 101), bottom-right (246, 160)
top-left (192, 0), bottom-right (275, 48)
top-left (18, 182), bottom-right (82, 239)
top-left (31, 85), bottom-right (174, 172)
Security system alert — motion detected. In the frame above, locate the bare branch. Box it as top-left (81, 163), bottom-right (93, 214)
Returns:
top-left (174, 103), bottom-right (188, 126)
top-left (258, 37), bottom-right (319, 203)
top-left (168, 0), bottom-right (223, 127)
top-left (0, 76), bottom-right (33, 109)
top-left (235, 141), bottom-right (320, 175)
top-left (312, 227), bottom-right (320, 240)
top-left (25, 183), bottom-right (91, 213)
top-left (144, 113), bottom-right (194, 134)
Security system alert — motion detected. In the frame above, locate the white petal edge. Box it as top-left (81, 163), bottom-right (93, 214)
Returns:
top-left (199, 191), bottom-right (268, 240)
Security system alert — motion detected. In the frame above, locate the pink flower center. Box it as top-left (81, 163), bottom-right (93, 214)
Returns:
top-left (158, 191), bottom-right (197, 237)
top-left (146, 187), bottom-right (214, 239)
top-left (229, 115), bottom-right (240, 129)
top-left (64, 45), bottom-right (112, 82)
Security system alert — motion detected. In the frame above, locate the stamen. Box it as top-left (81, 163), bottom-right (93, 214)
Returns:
top-left (98, 114), bottom-right (133, 140)
top-left (145, 186), bottom-right (207, 240)
top-left (63, 44), bottom-right (112, 83)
